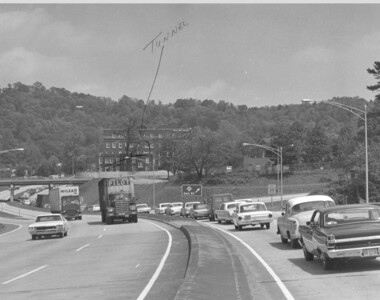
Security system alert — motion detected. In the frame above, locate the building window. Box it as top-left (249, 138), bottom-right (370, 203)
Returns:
top-left (138, 162), bottom-right (143, 168)
top-left (106, 142), bottom-right (110, 148)
top-left (119, 142), bottom-right (123, 148)
top-left (112, 142), bottom-right (116, 148)
top-left (110, 158), bottom-right (114, 164)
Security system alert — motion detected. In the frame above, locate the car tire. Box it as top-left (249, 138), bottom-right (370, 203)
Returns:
top-left (238, 225), bottom-right (243, 231)
top-left (59, 232), bottom-right (64, 238)
top-left (64, 231), bottom-right (68, 237)
top-left (218, 219), bottom-right (221, 224)
top-left (235, 225), bottom-right (239, 230)
top-left (32, 235), bottom-right (37, 240)
top-left (265, 223), bottom-right (270, 229)
top-left (303, 245), bottom-right (314, 261)
top-left (291, 238), bottom-right (300, 248)
top-left (321, 253), bottom-right (333, 270)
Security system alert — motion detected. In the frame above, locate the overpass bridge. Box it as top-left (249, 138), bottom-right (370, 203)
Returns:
top-left (0, 177), bottom-right (95, 202)
top-left (0, 177), bottom-right (93, 187)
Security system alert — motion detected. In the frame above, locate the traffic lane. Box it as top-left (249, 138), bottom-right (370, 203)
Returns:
top-left (202, 220), bottom-right (380, 300)
top-left (1, 218), bottom-right (188, 300)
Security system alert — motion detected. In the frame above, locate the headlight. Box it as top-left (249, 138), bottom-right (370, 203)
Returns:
top-left (107, 207), bottom-right (115, 213)
top-left (29, 227), bottom-right (36, 232)
top-left (56, 225), bottom-right (63, 230)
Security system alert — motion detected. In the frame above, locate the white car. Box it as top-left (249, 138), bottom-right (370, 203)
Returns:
top-left (28, 214), bottom-right (70, 240)
top-left (180, 201), bottom-right (200, 217)
top-left (155, 202), bottom-right (170, 214)
top-left (136, 203), bottom-right (151, 214)
top-left (165, 202), bottom-right (183, 215)
top-left (276, 195), bottom-right (336, 248)
top-left (232, 202), bottom-right (273, 230)
top-left (90, 204), bottom-right (100, 212)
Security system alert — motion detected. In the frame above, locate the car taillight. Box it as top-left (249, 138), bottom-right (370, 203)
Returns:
top-left (57, 225), bottom-right (63, 230)
top-left (327, 234), bottom-right (336, 249)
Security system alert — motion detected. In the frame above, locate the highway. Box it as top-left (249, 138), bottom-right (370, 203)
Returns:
top-left (3, 201), bottom-right (380, 299)
top-left (200, 219), bottom-right (380, 300)
top-left (0, 211), bottom-right (188, 300)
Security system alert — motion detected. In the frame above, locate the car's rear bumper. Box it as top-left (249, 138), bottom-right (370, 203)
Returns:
top-left (327, 246), bottom-right (380, 259)
top-left (235, 218), bottom-right (273, 226)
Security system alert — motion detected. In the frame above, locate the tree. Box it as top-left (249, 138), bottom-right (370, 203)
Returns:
top-left (177, 127), bottom-right (229, 180)
top-left (367, 61), bottom-right (380, 101)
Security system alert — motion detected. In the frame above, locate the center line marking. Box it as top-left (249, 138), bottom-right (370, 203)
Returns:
top-left (76, 243), bottom-right (90, 252)
top-left (3, 265), bottom-right (48, 285)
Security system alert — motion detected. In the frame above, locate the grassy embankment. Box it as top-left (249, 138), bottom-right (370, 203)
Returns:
top-left (135, 169), bottom-right (337, 210)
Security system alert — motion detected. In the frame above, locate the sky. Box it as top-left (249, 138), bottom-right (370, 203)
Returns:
top-left (1, 2), bottom-right (380, 107)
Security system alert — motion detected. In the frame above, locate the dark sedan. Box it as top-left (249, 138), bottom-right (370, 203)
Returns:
top-left (299, 204), bottom-right (380, 270)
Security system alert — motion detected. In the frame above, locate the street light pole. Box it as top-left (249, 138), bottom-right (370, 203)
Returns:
top-left (302, 99), bottom-right (369, 203)
top-left (125, 156), bottom-right (155, 209)
top-left (242, 143), bottom-right (284, 207)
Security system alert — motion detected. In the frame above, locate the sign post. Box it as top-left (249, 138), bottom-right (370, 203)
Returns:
top-left (181, 184), bottom-right (202, 203)
top-left (268, 184), bottom-right (277, 209)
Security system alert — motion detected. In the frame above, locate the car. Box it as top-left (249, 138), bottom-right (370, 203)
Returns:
top-left (136, 203), bottom-right (151, 214)
top-left (164, 202), bottom-right (183, 215)
top-left (155, 202), bottom-right (170, 214)
top-left (214, 201), bottom-right (241, 224)
top-left (180, 201), bottom-right (200, 217)
top-left (28, 214), bottom-right (70, 240)
top-left (299, 204), bottom-right (380, 270)
top-left (276, 195), bottom-right (336, 248)
top-left (189, 203), bottom-right (209, 219)
top-left (90, 204), bottom-right (100, 212)
top-left (232, 202), bottom-right (273, 230)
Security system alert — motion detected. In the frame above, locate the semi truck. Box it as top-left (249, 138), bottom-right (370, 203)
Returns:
top-left (50, 185), bottom-right (82, 220)
top-left (98, 177), bottom-right (138, 224)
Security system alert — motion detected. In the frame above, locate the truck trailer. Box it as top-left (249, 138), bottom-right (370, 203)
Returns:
top-left (98, 177), bottom-right (138, 224)
top-left (50, 185), bottom-right (82, 220)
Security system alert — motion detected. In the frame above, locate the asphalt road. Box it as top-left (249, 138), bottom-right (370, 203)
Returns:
top-left (200, 218), bottom-right (380, 300)
top-left (0, 212), bottom-right (188, 300)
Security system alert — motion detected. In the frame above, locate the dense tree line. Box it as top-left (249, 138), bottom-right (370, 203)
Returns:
top-left (1, 61), bottom-right (380, 203)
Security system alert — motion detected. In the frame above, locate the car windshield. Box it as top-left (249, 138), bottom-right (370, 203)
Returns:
top-left (137, 204), bottom-right (147, 208)
top-left (292, 200), bottom-right (334, 214)
top-left (36, 215), bottom-right (62, 222)
top-left (160, 204), bottom-right (170, 208)
top-left (240, 203), bottom-right (266, 213)
top-left (324, 207), bottom-right (380, 226)
top-left (62, 196), bottom-right (80, 206)
top-left (227, 203), bottom-right (237, 209)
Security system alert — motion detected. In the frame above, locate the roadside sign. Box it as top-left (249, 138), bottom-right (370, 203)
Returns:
top-left (268, 184), bottom-right (277, 195)
top-left (181, 184), bottom-right (202, 196)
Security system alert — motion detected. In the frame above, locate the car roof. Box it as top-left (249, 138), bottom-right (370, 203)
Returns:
top-left (37, 213), bottom-right (62, 217)
top-left (319, 204), bottom-right (380, 214)
top-left (287, 195), bottom-right (334, 207)
top-left (238, 201), bottom-right (266, 206)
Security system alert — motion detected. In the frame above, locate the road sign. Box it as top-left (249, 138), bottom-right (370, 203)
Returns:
top-left (181, 184), bottom-right (202, 196)
top-left (268, 184), bottom-right (277, 195)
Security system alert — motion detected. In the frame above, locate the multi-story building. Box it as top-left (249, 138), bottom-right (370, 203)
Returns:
top-left (99, 128), bottom-right (191, 172)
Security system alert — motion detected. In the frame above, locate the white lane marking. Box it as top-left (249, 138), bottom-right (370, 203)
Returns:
top-left (137, 220), bottom-right (172, 300)
top-left (76, 243), bottom-right (90, 252)
top-left (97, 234), bottom-right (103, 239)
top-left (0, 223), bottom-right (22, 237)
top-left (3, 265), bottom-right (48, 285)
top-left (203, 222), bottom-right (295, 300)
